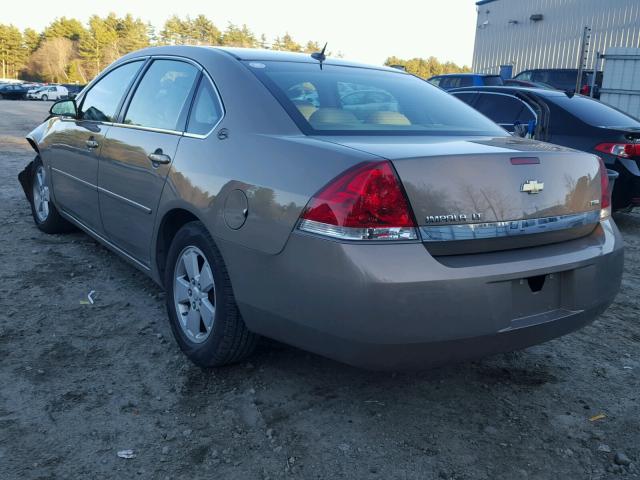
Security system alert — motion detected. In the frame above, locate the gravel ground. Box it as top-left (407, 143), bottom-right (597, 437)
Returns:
top-left (1, 100), bottom-right (639, 480)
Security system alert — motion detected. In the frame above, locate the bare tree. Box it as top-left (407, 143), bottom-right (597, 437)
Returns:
top-left (26, 37), bottom-right (74, 83)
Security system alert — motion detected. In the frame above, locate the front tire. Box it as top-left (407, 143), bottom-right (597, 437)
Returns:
top-left (165, 221), bottom-right (258, 367)
top-left (29, 157), bottom-right (73, 234)
top-left (41, 94), bottom-right (48, 101)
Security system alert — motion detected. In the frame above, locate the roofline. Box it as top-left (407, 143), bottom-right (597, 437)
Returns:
top-left (448, 85), bottom-right (568, 96)
top-left (476, 0), bottom-right (498, 5)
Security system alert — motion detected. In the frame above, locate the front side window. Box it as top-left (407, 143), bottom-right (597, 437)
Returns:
top-left (124, 59), bottom-right (199, 131)
top-left (80, 61), bottom-right (143, 122)
top-left (534, 70), bottom-right (577, 90)
top-left (247, 62), bottom-right (506, 136)
top-left (515, 71), bottom-right (533, 82)
top-left (186, 77), bottom-right (223, 135)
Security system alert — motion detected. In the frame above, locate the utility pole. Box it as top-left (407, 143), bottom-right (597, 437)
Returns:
top-left (576, 26), bottom-right (591, 93)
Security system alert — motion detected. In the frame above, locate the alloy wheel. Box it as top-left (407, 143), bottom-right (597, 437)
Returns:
top-left (173, 246), bottom-right (216, 343)
top-left (32, 165), bottom-right (50, 222)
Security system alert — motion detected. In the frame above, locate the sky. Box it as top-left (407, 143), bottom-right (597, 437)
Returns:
top-left (3, 0), bottom-right (479, 67)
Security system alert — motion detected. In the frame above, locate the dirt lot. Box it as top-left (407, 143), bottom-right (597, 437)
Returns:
top-left (1, 100), bottom-right (639, 480)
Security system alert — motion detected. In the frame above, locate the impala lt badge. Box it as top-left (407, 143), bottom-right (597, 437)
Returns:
top-left (425, 213), bottom-right (482, 224)
top-left (521, 180), bottom-right (544, 194)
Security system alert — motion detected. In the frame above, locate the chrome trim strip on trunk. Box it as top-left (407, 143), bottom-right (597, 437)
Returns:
top-left (420, 211), bottom-right (601, 242)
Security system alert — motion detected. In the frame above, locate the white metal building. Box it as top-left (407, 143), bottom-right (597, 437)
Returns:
top-left (472, 0), bottom-right (640, 75)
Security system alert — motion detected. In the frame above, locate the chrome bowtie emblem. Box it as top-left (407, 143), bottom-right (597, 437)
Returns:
top-left (521, 180), bottom-right (544, 194)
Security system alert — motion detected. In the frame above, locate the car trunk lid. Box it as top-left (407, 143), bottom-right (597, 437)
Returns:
top-left (318, 136), bottom-right (603, 255)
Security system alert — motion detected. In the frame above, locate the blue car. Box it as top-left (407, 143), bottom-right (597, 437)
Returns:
top-left (427, 73), bottom-right (503, 90)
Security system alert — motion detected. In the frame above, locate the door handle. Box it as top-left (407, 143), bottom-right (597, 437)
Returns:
top-left (86, 139), bottom-right (99, 149)
top-left (148, 151), bottom-right (172, 165)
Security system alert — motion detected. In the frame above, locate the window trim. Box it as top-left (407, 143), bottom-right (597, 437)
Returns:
top-left (73, 54), bottom-right (225, 138)
top-left (183, 69), bottom-right (226, 139)
top-left (117, 56), bottom-right (203, 135)
top-left (75, 57), bottom-right (149, 125)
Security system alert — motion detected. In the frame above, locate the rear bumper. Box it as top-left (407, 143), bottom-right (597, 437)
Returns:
top-left (225, 219), bottom-right (623, 370)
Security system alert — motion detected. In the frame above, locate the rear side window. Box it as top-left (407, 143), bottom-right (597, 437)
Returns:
top-left (80, 61), bottom-right (143, 122)
top-left (548, 95), bottom-right (640, 128)
top-left (440, 76), bottom-right (467, 89)
top-left (428, 77), bottom-right (441, 87)
top-left (452, 92), bottom-right (476, 105)
top-left (124, 59), bottom-right (199, 131)
top-left (473, 93), bottom-right (526, 125)
top-left (186, 77), bottom-right (223, 135)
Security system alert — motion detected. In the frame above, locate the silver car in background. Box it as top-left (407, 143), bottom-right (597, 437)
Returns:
top-left (19, 46), bottom-right (623, 370)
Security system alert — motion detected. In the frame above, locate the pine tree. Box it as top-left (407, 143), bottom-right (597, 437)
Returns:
top-left (0, 24), bottom-right (27, 78)
top-left (221, 23), bottom-right (257, 48)
top-left (42, 17), bottom-right (85, 42)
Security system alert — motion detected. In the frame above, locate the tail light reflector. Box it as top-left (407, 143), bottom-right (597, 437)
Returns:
top-left (298, 161), bottom-right (418, 240)
top-left (598, 156), bottom-right (611, 219)
top-left (595, 142), bottom-right (640, 158)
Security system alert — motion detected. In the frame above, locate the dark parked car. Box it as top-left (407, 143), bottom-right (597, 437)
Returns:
top-left (514, 69), bottom-right (603, 97)
top-left (427, 73), bottom-right (503, 90)
top-left (450, 85), bottom-right (640, 210)
top-left (18, 47), bottom-right (622, 370)
top-left (0, 83), bottom-right (30, 100)
top-left (504, 79), bottom-right (555, 89)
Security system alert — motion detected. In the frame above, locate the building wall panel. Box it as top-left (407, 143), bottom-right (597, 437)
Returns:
top-left (472, 0), bottom-right (640, 75)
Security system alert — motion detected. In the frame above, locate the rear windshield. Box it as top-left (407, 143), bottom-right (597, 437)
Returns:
top-left (547, 95), bottom-right (640, 128)
top-left (246, 61), bottom-right (506, 136)
top-left (483, 76), bottom-right (504, 86)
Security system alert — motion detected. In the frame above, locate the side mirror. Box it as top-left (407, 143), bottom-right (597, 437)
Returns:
top-left (49, 99), bottom-right (77, 118)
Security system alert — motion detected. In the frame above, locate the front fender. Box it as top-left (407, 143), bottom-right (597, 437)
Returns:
top-left (25, 121), bottom-right (49, 154)
top-left (20, 122), bottom-right (50, 203)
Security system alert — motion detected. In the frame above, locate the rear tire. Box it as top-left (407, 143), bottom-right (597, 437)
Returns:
top-left (164, 221), bottom-right (258, 367)
top-left (29, 157), bottom-right (74, 234)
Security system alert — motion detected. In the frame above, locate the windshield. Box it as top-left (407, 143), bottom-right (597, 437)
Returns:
top-left (548, 95), bottom-right (640, 128)
top-left (246, 61), bottom-right (507, 136)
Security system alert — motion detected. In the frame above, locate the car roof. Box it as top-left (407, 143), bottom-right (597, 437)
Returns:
top-left (517, 68), bottom-right (579, 73)
top-left (449, 85), bottom-right (568, 97)
top-left (214, 47), bottom-right (404, 73)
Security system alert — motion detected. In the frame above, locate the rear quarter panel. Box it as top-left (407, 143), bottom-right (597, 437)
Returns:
top-left (155, 49), bottom-right (378, 262)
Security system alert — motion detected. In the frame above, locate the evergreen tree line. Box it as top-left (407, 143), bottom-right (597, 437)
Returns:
top-left (0, 14), bottom-right (469, 84)
top-left (383, 56), bottom-right (471, 78)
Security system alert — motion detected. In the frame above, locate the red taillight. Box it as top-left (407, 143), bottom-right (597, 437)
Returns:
top-left (598, 156), bottom-right (611, 218)
top-left (595, 142), bottom-right (640, 158)
top-left (299, 161), bottom-right (418, 240)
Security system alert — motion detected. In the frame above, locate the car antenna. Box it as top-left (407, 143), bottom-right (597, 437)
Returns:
top-left (311, 43), bottom-right (328, 70)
